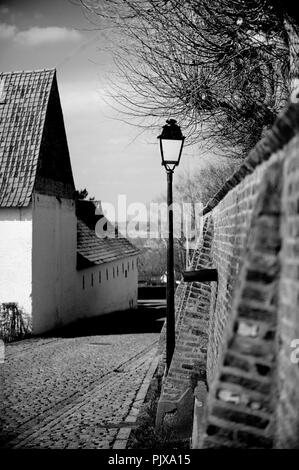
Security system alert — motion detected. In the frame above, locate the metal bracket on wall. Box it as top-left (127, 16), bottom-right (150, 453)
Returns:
top-left (183, 269), bottom-right (218, 283)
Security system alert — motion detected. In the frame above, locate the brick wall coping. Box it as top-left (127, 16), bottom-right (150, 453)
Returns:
top-left (203, 103), bottom-right (299, 215)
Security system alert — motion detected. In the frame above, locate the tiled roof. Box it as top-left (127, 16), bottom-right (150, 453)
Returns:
top-left (76, 200), bottom-right (140, 269)
top-left (0, 69), bottom-right (55, 207)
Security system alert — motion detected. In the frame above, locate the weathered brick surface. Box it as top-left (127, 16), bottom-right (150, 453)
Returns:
top-left (158, 103), bottom-right (299, 448)
top-left (202, 158), bottom-right (283, 448)
top-left (159, 216), bottom-right (214, 403)
top-left (275, 134), bottom-right (299, 448)
top-left (159, 154), bottom-right (282, 407)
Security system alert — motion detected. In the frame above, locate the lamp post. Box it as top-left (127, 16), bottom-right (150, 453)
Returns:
top-left (158, 119), bottom-right (185, 372)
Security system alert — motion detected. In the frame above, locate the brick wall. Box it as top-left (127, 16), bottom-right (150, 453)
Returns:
top-left (275, 134), bottom-right (299, 448)
top-left (157, 104), bottom-right (299, 448)
top-left (203, 157), bottom-right (283, 448)
top-left (160, 216), bottom-right (214, 403)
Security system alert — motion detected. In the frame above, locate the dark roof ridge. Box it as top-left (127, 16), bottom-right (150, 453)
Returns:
top-left (0, 68), bottom-right (56, 76)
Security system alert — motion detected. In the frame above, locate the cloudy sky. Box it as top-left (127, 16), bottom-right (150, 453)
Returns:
top-left (0, 0), bottom-right (200, 209)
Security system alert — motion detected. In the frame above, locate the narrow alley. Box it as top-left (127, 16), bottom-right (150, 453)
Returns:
top-left (0, 302), bottom-right (165, 449)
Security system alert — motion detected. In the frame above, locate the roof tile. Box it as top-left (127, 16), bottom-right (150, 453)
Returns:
top-left (0, 69), bottom-right (55, 207)
top-left (76, 200), bottom-right (140, 268)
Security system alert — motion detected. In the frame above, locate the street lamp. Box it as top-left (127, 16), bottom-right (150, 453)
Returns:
top-left (158, 119), bottom-right (185, 372)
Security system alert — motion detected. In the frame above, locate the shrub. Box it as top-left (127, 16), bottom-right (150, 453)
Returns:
top-left (0, 303), bottom-right (32, 342)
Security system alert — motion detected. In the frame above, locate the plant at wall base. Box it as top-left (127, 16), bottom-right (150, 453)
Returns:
top-left (128, 370), bottom-right (190, 450)
top-left (0, 303), bottom-right (32, 343)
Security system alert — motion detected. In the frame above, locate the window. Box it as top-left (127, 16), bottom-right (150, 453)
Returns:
top-left (82, 275), bottom-right (85, 290)
top-left (132, 260), bottom-right (134, 270)
top-left (99, 271), bottom-right (101, 283)
top-left (117, 266), bottom-right (119, 277)
top-left (91, 273), bottom-right (94, 287)
top-left (122, 263), bottom-right (124, 274)
top-left (125, 270), bottom-right (128, 278)
top-left (113, 267), bottom-right (115, 278)
top-left (106, 269), bottom-right (109, 281)
top-left (127, 262), bottom-right (130, 272)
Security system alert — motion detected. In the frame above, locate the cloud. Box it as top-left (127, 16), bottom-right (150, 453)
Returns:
top-left (0, 22), bottom-right (82, 46)
top-left (0, 6), bottom-right (10, 16)
top-left (59, 82), bottom-right (106, 115)
top-left (0, 22), bottom-right (16, 39)
top-left (33, 12), bottom-right (44, 21)
top-left (16, 26), bottom-right (82, 46)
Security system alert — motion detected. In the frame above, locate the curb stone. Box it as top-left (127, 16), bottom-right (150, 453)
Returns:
top-left (112, 352), bottom-right (160, 449)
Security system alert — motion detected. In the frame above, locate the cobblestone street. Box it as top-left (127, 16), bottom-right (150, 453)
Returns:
top-left (0, 302), bottom-right (165, 449)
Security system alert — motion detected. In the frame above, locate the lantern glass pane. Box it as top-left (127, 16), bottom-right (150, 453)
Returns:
top-left (161, 139), bottom-right (182, 163)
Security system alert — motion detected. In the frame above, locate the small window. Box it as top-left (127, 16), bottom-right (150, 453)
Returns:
top-left (125, 270), bottom-right (128, 278)
top-left (91, 273), bottom-right (94, 287)
top-left (117, 266), bottom-right (119, 277)
top-left (106, 269), bottom-right (109, 281)
top-left (122, 263), bottom-right (124, 274)
top-left (99, 271), bottom-right (101, 283)
top-left (82, 275), bottom-right (85, 290)
top-left (127, 262), bottom-right (130, 272)
top-left (132, 260), bottom-right (134, 270)
top-left (113, 267), bottom-right (115, 278)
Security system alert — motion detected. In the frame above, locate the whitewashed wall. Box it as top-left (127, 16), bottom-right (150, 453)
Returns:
top-left (76, 255), bottom-right (138, 319)
top-left (0, 206), bottom-right (32, 313)
top-left (32, 193), bottom-right (77, 333)
top-left (1, 193), bottom-right (138, 334)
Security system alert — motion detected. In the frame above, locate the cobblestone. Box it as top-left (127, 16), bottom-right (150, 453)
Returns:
top-left (0, 331), bottom-right (159, 448)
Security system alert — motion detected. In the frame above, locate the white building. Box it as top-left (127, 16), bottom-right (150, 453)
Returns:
top-left (0, 69), bottom-right (139, 334)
